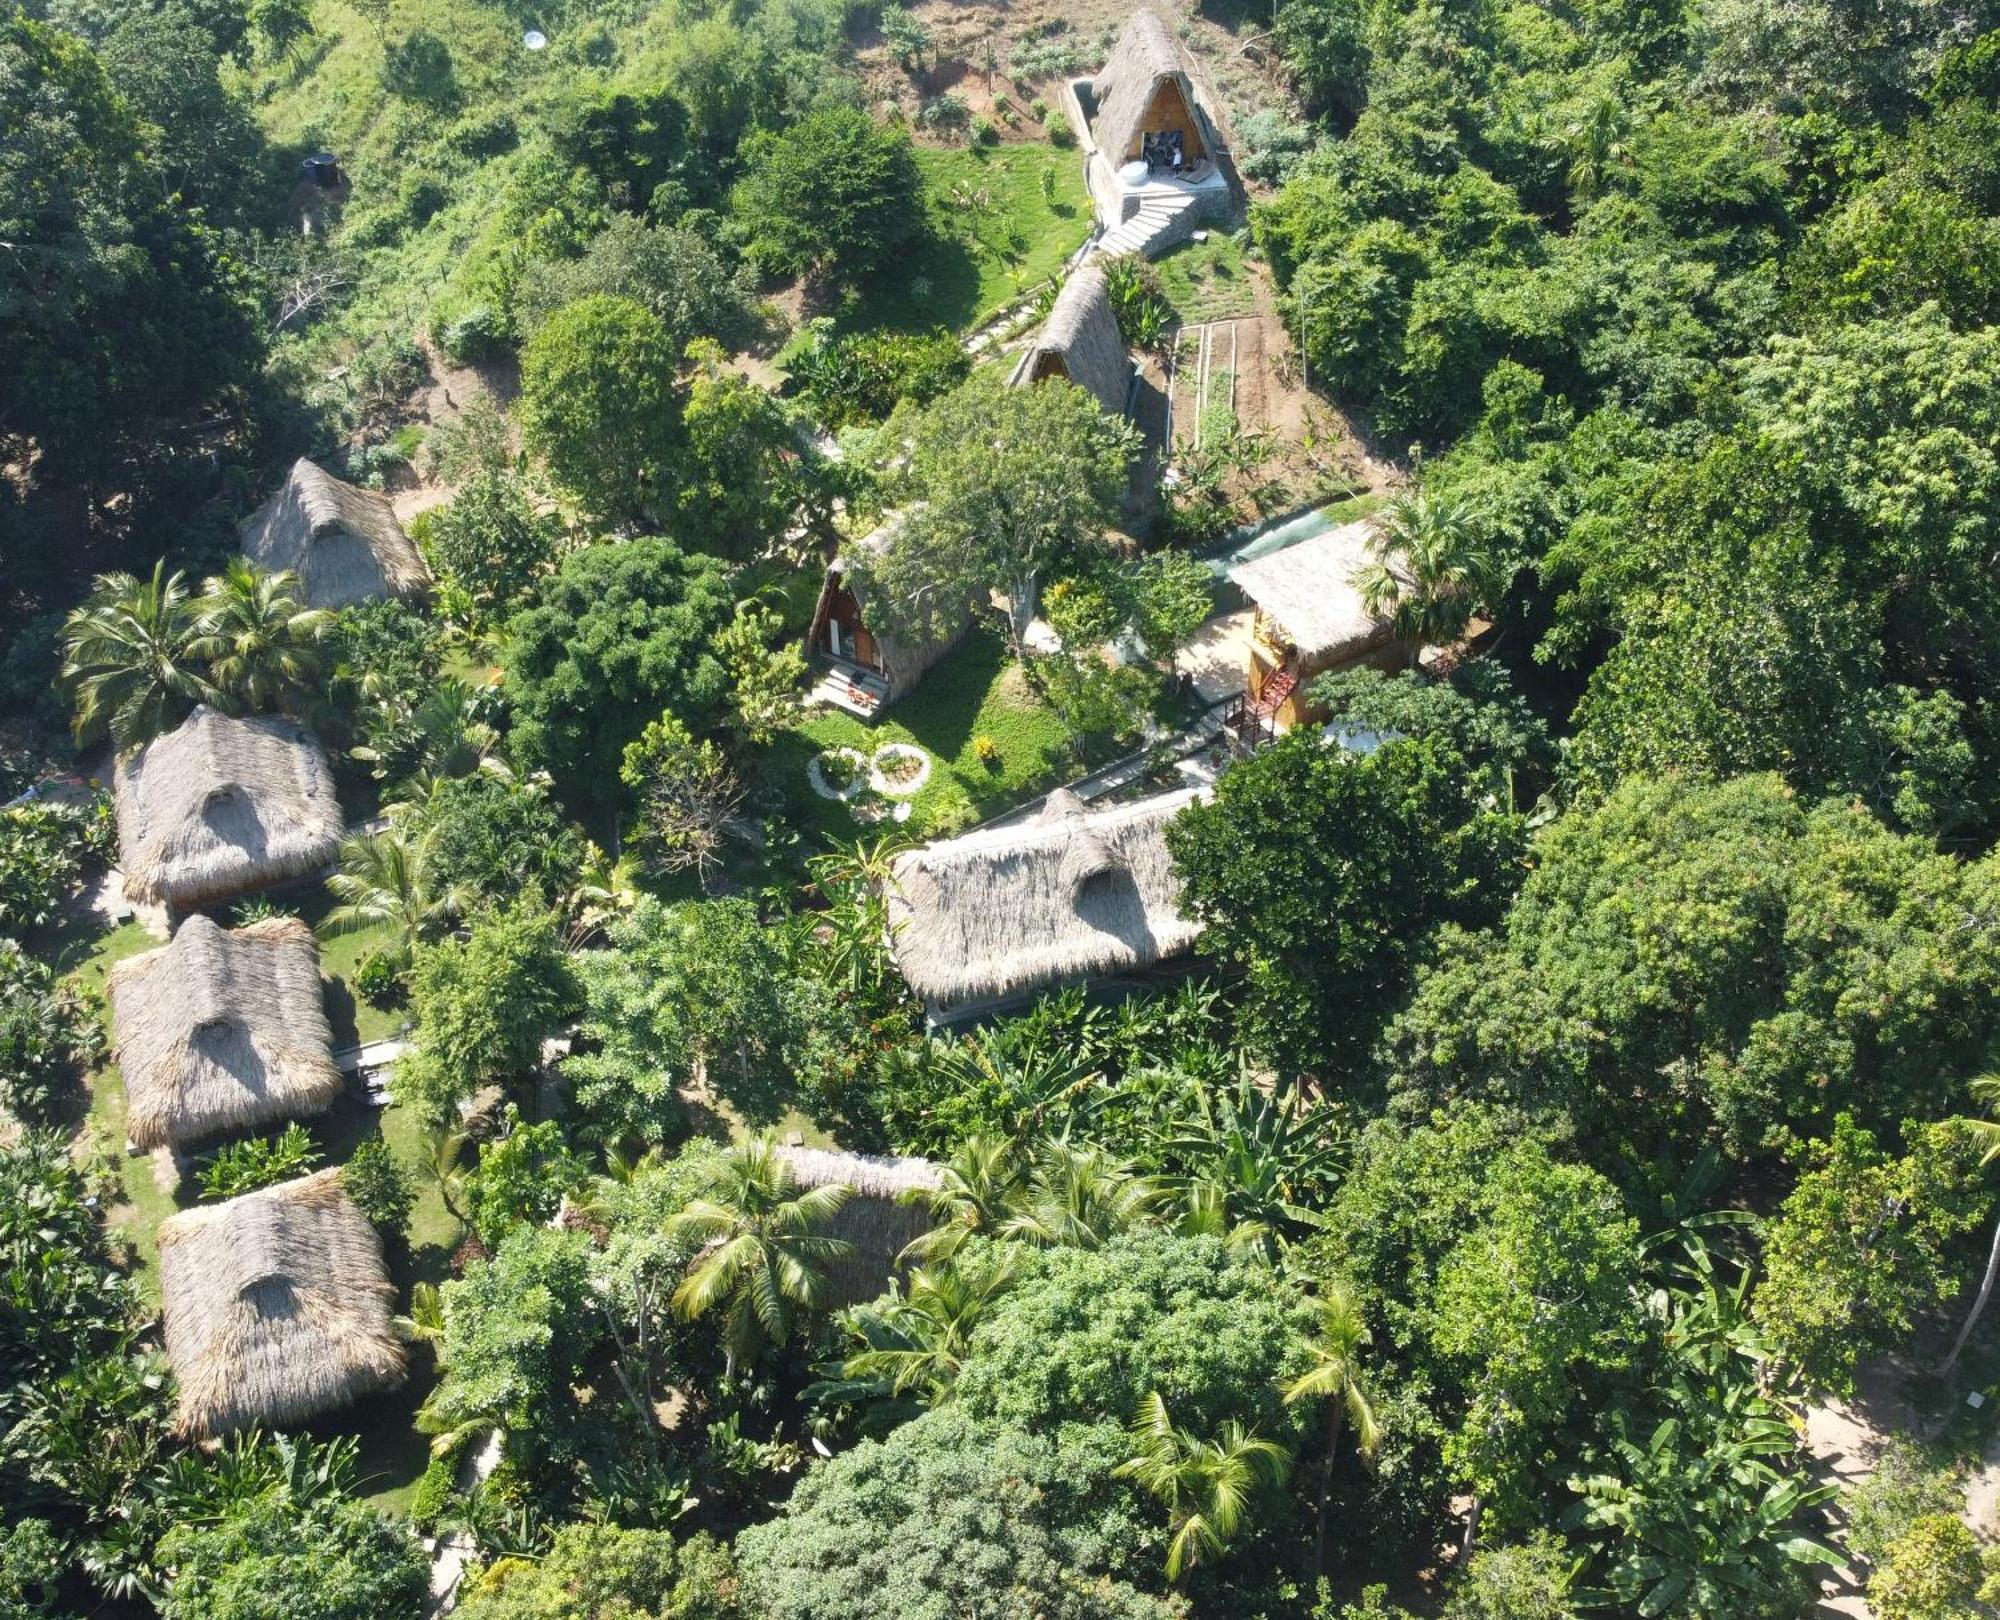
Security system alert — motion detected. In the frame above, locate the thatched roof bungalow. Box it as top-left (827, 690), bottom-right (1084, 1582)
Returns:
top-left (1009, 264), bottom-right (1132, 419)
top-left (239, 458), bottom-right (429, 611)
top-left (114, 707), bottom-right (342, 910)
top-left (885, 785), bottom-right (1206, 1024)
top-left (776, 1146), bottom-right (943, 1305)
top-left (1092, 10), bottom-right (1219, 168)
top-left (108, 915), bottom-right (342, 1151)
top-left (806, 512), bottom-right (971, 718)
top-left (1228, 520), bottom-right (1399, 728)
top-left (158, 1168), bottom-right (406, 1438)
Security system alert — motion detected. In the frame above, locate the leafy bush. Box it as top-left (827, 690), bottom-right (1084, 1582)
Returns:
top-left (440, 304), bottom-right (509, 364)
top-left (971, 115), bottom-right (997, 146)
top-left (1098, 254), bottom-right (1174, 349)
top-left (1044, 109), bottom-right (1072, 146)
top-left (0, 941), bottom-right (104, 1125)
top-left (1235, 107), bottom-right (1313, 186)
top-left (919, 92), bottom-right (970, 132)
top-left (0, 795), bottom-right (114, 935)
top-left (342, 1139), bottom-right (415, 1233)
top-left (409, 1452), bottom-right (458, 1532)
top-left (789, 322), bottom-right (970, 428)
top-left (197, 1123), bottom-right (320, 1201)
top-left (399, 172), bottom-right (448, 226)
top-left (1010, 37), bottom-right (1083, 79)
top-left (354, 949), bottom-right (409, 1012)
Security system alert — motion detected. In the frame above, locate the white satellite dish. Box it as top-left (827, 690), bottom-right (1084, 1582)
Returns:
top-left (523, 27), bottom-right (548, 49)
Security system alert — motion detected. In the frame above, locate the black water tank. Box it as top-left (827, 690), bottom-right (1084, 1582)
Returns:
top-left (302, 152), bottom-right (342, 189)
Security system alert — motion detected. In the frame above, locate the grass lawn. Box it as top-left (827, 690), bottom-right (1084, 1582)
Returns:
top-left (758, 628), bottom-right (1073, 846)
top-left (817, 143), bottom-right (1092, 342)
top-left (1156, 233), bottom-right (1258, 326)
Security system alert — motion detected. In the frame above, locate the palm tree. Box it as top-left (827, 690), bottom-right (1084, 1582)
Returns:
top-left (1940, 1074), bottom-right (2000, 1375)
top-left (353, 678), bottom-right (510, 796)
top-left (319, 826), bottom-right (472, 962)
top-left (1355, 484), bottom-right (1504, 664)
top-left (666, 1136), bottom-right (855, 1377)
top-left (900, 1132), bottom-right (1025, 1263)
top-left (1114, 1390), bottom-right (1291, 1584)
top-left (838, 1248), bottom-right (1019, 1404)
top-left (1565, 95), bottom-right (1632, 200)
top-left (999, 1141), bottom-right (1164, 1250)
top-left (1283, 1280), bottom-right (1383, 1576)
top-left (188, 559), bottom-right (331, 713)
top-left (60, 561), bottom-right (218, 747)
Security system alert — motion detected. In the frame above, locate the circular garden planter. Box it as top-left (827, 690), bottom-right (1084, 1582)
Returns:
top-left (869, 743), bottom-right (933, 799)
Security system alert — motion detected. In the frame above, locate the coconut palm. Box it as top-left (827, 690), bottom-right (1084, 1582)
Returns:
top-left (900, 1132), bottom-right (1026, 1263)
top-left (1284, 1279), bottom-right (1383, 1576)
top-left (60, 561), bottom-right (218, 747)
top-left (1114, 1390), bottom-right (1292, 1584)
top-left (999, 1140), bottom-right (1164, 1250)
top-left (1940, 1074), bottom-right (2000, 1375)
top-left (319, 826), bottom-right (472, 961)
top-left (1355, 485), bottom-right (1504, 664)
top-left (1564, 95), bottom-right (1632, 200)
top-left (188, 559), bottom-right (331, 714)
top-left (353, 678), bottom-right (510, 796)
top-left (838, 1247), bottom-right (1019, 1404)
top-left (666, 1136), bottom-right (855, 1376)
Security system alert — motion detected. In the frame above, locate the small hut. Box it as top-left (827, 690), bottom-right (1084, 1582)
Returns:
top-left (108, 915), bottom-right (342, 1152)
top-left (115, 707), bottom-right (342, 911)
top-left (1009, 264), bottom-right (1132, 419)
top-left (885, 785), bottom-right (1206, 1024)
top-left (1228, 521), bottom-right (1399, 729)
top-left (805, 513), bottom-right (970, 718)
top-left (239, 459), bottom-right (429, 611)
top-left (775, 1145), bottom-right (943, 1305)
top-left (157, 1168), bottom-right (406, 1439)
top-left (1092, 10), bottom-right (1219, 169)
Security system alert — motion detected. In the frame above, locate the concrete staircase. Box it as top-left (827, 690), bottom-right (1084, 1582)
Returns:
top-left (1090, 189), bottom-right (1203, 261)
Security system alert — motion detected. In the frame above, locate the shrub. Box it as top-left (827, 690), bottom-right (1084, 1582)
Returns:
top-left (444, 110), bottom-right (516, 159)
top-left (1044, 109), bottom-right (1072, 146)
top-left (440, 304), bottom-right (510, 364)
top-left (1869, 1514), bottom-right (1990, 1620)
top-left (399, 172), bottom-right (448, 226)
top-left (971, 116), bottom-right (997, 146)
top-left (343, 1139), bottom-right (415, 1233)
top-left (197, 1123), bottom-right (320, 1202)
top-left (409, 1452), bottom-right (457, 1532)
top-left (0, 796), bottom-right (114, 936)
top-left (919, 91), bottom-right (970, 132)
top-left (354, 949), bottom-right (410, 1012)
top-left (973, 734), bottom-right (1001, 767)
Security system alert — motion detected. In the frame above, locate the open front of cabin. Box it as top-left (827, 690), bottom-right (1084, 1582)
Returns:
top-left (1229, 522), bottom-right (1402, 730)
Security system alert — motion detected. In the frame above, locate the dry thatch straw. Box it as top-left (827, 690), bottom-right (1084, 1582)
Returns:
top-left (1010, 263), bottom-right (1132, 419)
top-left (239, 458), bottom-right (429, 610)
top-left (108, 914), bottom-right (343, 1151)
top-left (885, 785), bottom-right (1207, 1023)
top-left (1229, 519), bottom-right (1394, 664)
top-left (115, 706), bottom-right (342, 910)
top-left (158, 1168), bottom-right (406, 1439)
top-left (776, 1146), bottom-right (943, 1306)
top-left (1092, 10), bottom-right (1218, 167)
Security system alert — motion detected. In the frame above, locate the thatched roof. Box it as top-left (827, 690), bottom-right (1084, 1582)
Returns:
top-left (108, 915), bottom-right (342, 1151)
top-left (1092, 10), bottom-right (1214, 168)
top-left (1229, 520), bottom-right (1393, 663)
top-left (823, 510), bottom-right (970, 700)
top-left (239, 459), bottom-right (429, 610)
top-left (158, 1168), bottom-right (406, 1438)
top-left (776, 1146), bottom-right (942, 1306)
top-left (115, 707), bottom-right (342, 910)
top-left (885, 785), bottom-right (1206, 1021)
top-left (1010, 264), bottom-right (1131, 418)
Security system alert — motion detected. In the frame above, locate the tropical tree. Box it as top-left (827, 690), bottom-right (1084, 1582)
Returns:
top-left (899, 1133), bottom-right (1024, 1262)
top-left (60, 561), bottom-right (218, 747)
top-left (1113, 1389), bottom-right (1291, 1583)
top-left (667, 1137), bottom-right (854, 1375)
top-left (1284, 1279), bottom-right (1383, 1576)
top-left (319, 826), bottom-right (472, 964)
top-left (1154, 1070), bottom-right (1347, 1259)
top-left (188, 559), bottom-right (331, 713)
top-left (999, 1141), bottom-right (1164, 1249)
top-left (1939, 1073), bottom-right (2000, 1376)
top-left (1355, 484), bottom-right (1504, 662)
top-left (833, 1248), bottom-right (1020, 1407)
top-left (352, 678), bottom-right (509, 795)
